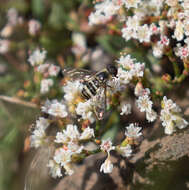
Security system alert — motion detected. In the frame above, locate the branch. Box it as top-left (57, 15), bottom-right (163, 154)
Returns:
top-left (0, 95), bottom-right (38, 109)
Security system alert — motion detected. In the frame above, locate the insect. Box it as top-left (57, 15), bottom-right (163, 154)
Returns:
top-left (63, 64), bottom-right (117, 119)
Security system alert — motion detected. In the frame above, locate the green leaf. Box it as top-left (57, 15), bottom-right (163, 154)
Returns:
top-left (101, 124), bottom-right (118, 141)
top-left (31, 0), bottom-right (44, 18)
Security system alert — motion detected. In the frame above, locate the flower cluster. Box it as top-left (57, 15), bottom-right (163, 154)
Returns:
top-left (89, 0), bottom-right (189, 61)
top-left (47, 124), bottom-right (94, 177)
top-left (100, 123), bottom-right (142, 174)
top-left (136, 87), bottom-right (157, 122)
top-left (28, 49), bottom-right (60, 94)
top-left (0, 8), bottom-right (41, 54)
top-left (160, 96), bottom-right (188, 135)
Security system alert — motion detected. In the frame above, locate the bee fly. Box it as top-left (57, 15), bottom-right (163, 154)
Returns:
top-left (81, 64), bottom-right (117, 100)
top-left (63, 64), bottom-right (117, 119)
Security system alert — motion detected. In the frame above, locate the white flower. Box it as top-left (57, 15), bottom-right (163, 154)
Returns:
top-left (117, 54), bottom-right (145, 82)
top-left (100, 139), bottom-right (115, 153)
top-left (120, 103), bottom-right (132, 115)
top-left (37, 63), bottom-right (50, 73)
top-left (30, 128), bottom-right (46, 148)
top-left (47, 160), bottom-right (62, 178)
top-left (63, 80), bottom-right (83, 103)
top-left (162, 96), bottom-right (181, 113)
top-left (117, 54), bottom-right (135, 69)
top-left (76, 100), bottom-right (95, 123)
top-left (0, 39), bottom-right (10, 54)
top-left (67, 142), bottom-right (84, 154)
top-left (41, 99), bottom-right (54, 113)
top-left (63, 124), bottom-right (80, 141)
top-left (28, 19), bottom-right (41, 36)
top-left (117, 67), bottom-right (133, 84)
top-left (122, 26), bottom-right (135, 41)
top-left (48, 64), bottom-right (60, 77)
top-left (137, 25), bottom-right (152, 43)
top-left (166, 0), bottom-right (178, 7)
top-left (72, 32), bottom-right (87, 56)
top-left (118, 144), bottom-right (132, 157)
top-left (64, 163), bottom-right (74, 176)
top-left (146, 109), bottom-right (157, 122)
top-left (159, 35), bottom-right (170, 46)
top-left (153, 43), bottom-right (164, 58)
top-left (48, 101), bottom-right (68, 118)
top-left (100, 156), bottom-right (113, 173)
top-left (88, 0), bottom-right (120, 25)
top-left (40, 79), bottom-right (53, 94)
top-left (28, 49), bottom-right (47, 66)
top-left (134, 85), bottom-right (150, 97)
top-left (80, 127), bottom-right (95, 140)
top-left (173, 20), bottom-right (184, 41)
top-left (123, 0), bottom-right (141, 9)
top-left (55, 124), bottom-right (80, 144)
top-left (54, 148), bottom-right (72, 166)
top-left (160, 96), bottom-right (188, 135)
top-left (125, 123), bottom-right (142, 138)
top-left (36, 117), bottom-right (49, 130)
top-left (136, 95), bottom-right (153, 112)
top-left (7, 8), bottom-right (18, 26)
top-left (175, 45), bottom-right (189, 59)
top-left (55, 132), bottom-right (68, 144)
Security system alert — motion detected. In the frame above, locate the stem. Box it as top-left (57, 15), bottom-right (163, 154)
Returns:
top-left (0, 95), bottom-right (38, 108)
top-left (166, 50), bottom-right (180, 77)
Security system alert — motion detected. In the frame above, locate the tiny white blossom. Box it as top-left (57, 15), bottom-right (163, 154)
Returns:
top-left (54, 148), bottom-right (72, 166)
top-left (80, 127), bottom-right (95, 140)
top-left (36, 117), bottom-right (49, 130)
top-left (28, 49), bottom-right (47, 66)
top-left (100, 156), bottom-right (113, 173)
top-left (76, 100), bottom-right (95, 123)
top-left (136, 95), bottom-right (153, 112)
top-left (40, 79), bottom-right (53, 94)
top-left (63, 124), bottom-right (80, 141)
top-left (63, 80), bottom-right (83, 103)
top-left (7, 8), bottom-right (18, 26)
top-left (0, 39), bottom-right (10, 54)
top-left (118, 144), bottom-right (132, 157)
top-left (173, 20), bottom-right (184, 41)
top-left (137, 25), bottom-right (152, 43)
top-left (47, 160), bottom-right (62, 178)
top-left (28, 19), bottom-right (41, 36)
top-left (55, 132), bottom-right (68, 144)
top-left (160, 96), bottom-right (188, 135)
top-left (146, 109), bottom-right (157, 122)
top-left (48, 101), bottom-right (68, 118)
top-left (122, 0), bottom-right (141, 9)
top-left (120, 103), bottom-right (132, 115)
top-left (30, 128), bottom-right (46, 148)
top-left (100, 139), bottom-right (115, 153)
top-left (125, 123), bottom-right (142, 138)
top-left (48, 64), bottom-right (60, 77)
top-left (37, 63), bottom-right (50, 73)
top-left (64, 163), bottom-right (74, 176)
top-left (67, 142), bottom-right (84, 154)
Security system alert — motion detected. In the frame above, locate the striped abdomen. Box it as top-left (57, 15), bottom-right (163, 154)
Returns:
top-left (81, 79), bottom-right (100, 100)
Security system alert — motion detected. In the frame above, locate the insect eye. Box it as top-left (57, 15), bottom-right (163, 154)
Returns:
top-left (106, 64), bottom-right (117, 77)
top-left (97, 72), bottom-right (108, 81)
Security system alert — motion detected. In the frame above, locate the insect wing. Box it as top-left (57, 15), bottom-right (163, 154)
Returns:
top-left (92, 87), bottom-right (106, 120)
top-left (63, 68), bottom-right (94, 81)
top-left (24, 145), bottom-right (55, 190)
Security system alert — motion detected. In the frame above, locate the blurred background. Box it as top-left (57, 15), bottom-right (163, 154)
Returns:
top-left (0, 0), bottom-right (189, 190)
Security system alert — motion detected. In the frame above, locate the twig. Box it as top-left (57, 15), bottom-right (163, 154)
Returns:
top-left (0, 95), bottom-right (38, 108)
